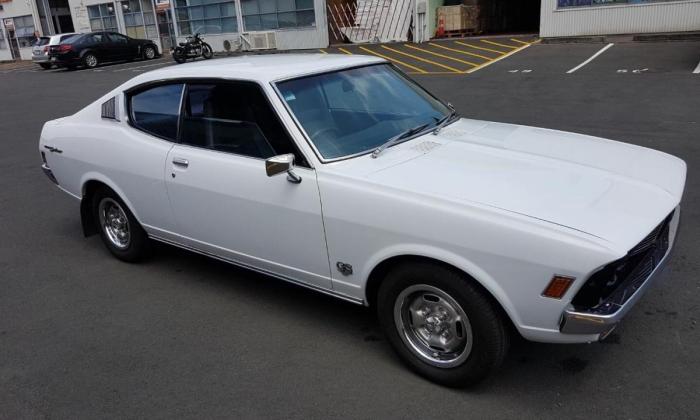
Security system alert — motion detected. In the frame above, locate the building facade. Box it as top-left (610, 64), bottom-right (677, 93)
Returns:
top-left (540, 0), bottom-right (700, 38)
top-left (0, 0), bottom-right (329, 61)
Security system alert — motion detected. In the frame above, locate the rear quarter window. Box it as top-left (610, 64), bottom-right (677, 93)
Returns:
top-left (129, 84), bottom-right (184, 141)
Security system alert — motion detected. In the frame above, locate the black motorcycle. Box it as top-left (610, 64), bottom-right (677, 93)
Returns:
top-left (172, 33), bottom-right (213, 64)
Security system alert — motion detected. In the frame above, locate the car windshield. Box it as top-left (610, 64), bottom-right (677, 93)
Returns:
top-left (36, 37), bottom-right (50, 46)
top-left (276, 64), bottom-right (451, 160)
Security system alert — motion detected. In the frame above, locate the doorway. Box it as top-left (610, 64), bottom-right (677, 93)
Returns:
top-left (7, 29), bottom-right (21, 59)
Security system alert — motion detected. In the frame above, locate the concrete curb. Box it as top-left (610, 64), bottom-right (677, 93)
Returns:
top-left (543, 31), bottom-right (700, 44)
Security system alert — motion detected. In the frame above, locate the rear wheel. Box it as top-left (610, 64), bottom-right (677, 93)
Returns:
top-left (173, 48), bottom-right (187, 64)
top-left (143, 45), bottom-right (156, 60)
top-left (92, 187), bottom-right (150, 262)
top-left (83, 53), bottom-right (98, 69)
top-left (377, 262), bottom-right (509, 387)
top-left (39, 63), bottom-right (52, 70)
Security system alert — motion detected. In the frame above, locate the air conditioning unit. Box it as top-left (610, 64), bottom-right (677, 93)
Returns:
top-left (241, 31), bottom-right (277, 51)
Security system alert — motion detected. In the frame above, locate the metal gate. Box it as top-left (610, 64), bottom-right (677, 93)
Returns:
top-left (327, 0), bottom-right (413, 44)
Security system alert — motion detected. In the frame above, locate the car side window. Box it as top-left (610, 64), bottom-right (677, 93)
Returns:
top-left (130, 83), bottom-right (184, 141)
top-left (179, 82), bottom-right (309, 166)
top-left (108, 33), bottom-right (128, 44)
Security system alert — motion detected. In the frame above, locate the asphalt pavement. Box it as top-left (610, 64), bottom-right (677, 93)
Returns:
top-left (1, 39), bottom-right (699, 419)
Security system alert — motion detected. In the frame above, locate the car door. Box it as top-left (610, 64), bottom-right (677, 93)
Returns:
top-left (164, 80), bottom-right (332, 290)
top-left (106, 32), bottom-right (132, 59)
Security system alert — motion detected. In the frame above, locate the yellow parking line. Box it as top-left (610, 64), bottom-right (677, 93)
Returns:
top-left (510, 38), bottom-right (531, 46)
top-left (428, 42), bottom-right (492, 61)
top-left (407, 71), bottom-right (465, 75)
top-left (359, 46), bottom-right (428, 74)
top-left (318, 49), bottom-right (328, 54)
top-left (481, 39), bottom-right (518, 50)
top-left (466, 41), bottom-right (533, 74)
top-left (454, 41), bottom-right (506, 55)
top-left (382, 45), bottom-right (464, 73)
top-left (338, 47), bottom-right (353, 55)
top-left (403, 44), bottom-right (478, 67)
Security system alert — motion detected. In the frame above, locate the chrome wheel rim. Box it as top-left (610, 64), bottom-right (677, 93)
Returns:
top-left (85, 54), bottom-right (97, 67)
top-left (145, 48), bottom-right (155, 59)
top-left (394, 284), bottom-right (472, 368)
top-left (98, 198), bottom-right (130, 249)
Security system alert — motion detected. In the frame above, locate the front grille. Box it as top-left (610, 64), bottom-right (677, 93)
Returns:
top-left (571, 210), bottom-right (674, 313)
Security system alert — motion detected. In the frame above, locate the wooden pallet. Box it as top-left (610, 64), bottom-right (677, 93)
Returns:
top-left (438, 29), bottom-right (480, 39)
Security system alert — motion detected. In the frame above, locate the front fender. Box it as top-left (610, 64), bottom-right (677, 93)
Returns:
top-left (361, 244), bottom-right (521, 328)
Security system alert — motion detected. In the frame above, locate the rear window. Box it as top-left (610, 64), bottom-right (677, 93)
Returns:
top-left (130, 84), bottom-right (184, 141)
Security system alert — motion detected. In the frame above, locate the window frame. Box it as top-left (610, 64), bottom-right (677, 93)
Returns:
top-left (125, 78), bottom-right (312, 168)
top-left (271, 62), bottom-right (454, 164)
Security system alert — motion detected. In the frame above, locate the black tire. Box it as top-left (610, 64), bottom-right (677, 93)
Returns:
top-left (377, 262), bottom-right (509, 387)
top-left (83, 52), bottom-right (98, 69)
top-left (201, 43), bottom-right (213, 59)
top-left (173, 48), bottom-right (187, 64)
top-left (143, 45), bottom-right (156, 60)
top-left (39, 63), bottom-right (52, 70)
top-left (91, 187), bottom-right (150, 262)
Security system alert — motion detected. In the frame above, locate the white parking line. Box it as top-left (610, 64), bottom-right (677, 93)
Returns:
top-left (693, 58), bottom-right (700, 74)
top-left (566, 43), bottom-right (614, 74)
top-left (113, 59), bottom-right (168, 72)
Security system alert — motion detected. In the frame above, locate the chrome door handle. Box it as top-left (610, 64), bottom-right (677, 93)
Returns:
top-left (172, 158), bottom-right (189, 168)
top-left (44, 145), bottom-right (63, 153)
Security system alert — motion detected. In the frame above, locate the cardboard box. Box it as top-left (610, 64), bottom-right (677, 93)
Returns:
top-left (437, 5), bottom-right (479, 32)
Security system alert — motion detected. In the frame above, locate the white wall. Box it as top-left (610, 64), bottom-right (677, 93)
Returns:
top-left (540, 0), bottom-right (700, 38)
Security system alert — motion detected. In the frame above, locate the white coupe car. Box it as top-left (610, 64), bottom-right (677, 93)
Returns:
top-left (39, 54), bottom-right (685, 386)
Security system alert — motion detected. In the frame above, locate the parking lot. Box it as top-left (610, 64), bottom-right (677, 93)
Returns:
top-left (1, 37), bottom-right (700, 419)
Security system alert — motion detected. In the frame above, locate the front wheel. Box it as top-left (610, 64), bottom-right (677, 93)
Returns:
top-left (377, 262), bottom-right (510, 387)
top-left (143, 45), bottom-right (156, 60)
top-left (201, 43), bottom-right (213, 59)
top-left (92, 187), bottom-right (150, 262)
top-left (172, 48), bottom-right (187, 64)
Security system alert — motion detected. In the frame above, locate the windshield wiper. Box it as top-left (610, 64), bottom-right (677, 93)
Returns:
top-left (371, 123), bottom-right (431, 159)
top-left (432, 103), bottom-right (457, 135)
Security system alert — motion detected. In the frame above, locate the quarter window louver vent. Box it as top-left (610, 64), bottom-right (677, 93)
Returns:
top-left (101, 96), bottom-right (119, 121)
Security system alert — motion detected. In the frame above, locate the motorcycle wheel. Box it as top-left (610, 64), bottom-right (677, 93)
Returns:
top-left (173, 48), bottom-right (187, 64)
top-left (202, 43), bottom-right (213, 59)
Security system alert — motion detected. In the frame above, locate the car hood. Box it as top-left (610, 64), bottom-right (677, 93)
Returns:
top-left (350, 119), bottom-right (686, 252)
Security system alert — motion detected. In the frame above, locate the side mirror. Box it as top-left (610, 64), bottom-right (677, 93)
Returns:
top-left (265, 154), bottom-right (302, 184)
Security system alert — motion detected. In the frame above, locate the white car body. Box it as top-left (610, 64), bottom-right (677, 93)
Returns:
top-left (39, 54), bottom-right (686, 345)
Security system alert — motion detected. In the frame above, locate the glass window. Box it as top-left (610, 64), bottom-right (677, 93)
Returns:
top-left (0, 28), bottom-right (6, 50)
top-left (88, 4), bottom-right (118, 32)
top-left (176, 0), bottom-right (237, 35)
top-left (122, 0), bottom-right (158, 40)
top-left (13, 15), bottom-right (37, 48)
top-left (242, 0), bottom-right (315, 30)
top-left (180, 82), bottom-right (307, 165)
top-left (130, 84), bottom-right (185, 141)
top-left (276, 64), bottom-right (450, 160)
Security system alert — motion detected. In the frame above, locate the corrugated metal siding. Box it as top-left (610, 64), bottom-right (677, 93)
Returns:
top-left (540, 0), bottom-right (700, 37)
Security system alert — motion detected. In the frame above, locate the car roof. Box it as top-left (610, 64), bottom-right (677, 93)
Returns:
top-left (139, 54), bottom-right (386, 84)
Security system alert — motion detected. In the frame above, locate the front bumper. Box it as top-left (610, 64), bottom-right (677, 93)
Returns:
top-left (559, 209), bottom-right (680, 337)
top-left (32, 55), bottom-right (49, 63)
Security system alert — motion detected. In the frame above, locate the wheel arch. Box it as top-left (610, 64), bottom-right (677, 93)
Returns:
top-left (79, 175), bottom-right (142, 237)
top-left (363, 251), bottom-right (521, 332)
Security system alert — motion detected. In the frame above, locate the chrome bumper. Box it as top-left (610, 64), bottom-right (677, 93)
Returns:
top-left (560, 210), bottom-right (679, 338)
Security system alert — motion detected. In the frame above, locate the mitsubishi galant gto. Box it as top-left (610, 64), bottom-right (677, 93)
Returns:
top-left (39, 55), bottom-right (686, 386)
